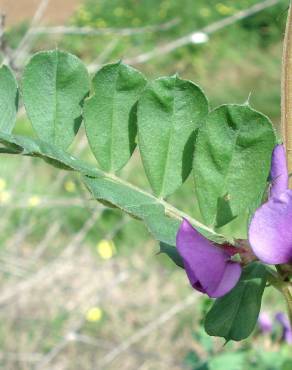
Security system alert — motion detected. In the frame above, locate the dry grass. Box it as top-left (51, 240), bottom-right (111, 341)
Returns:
top-left (0, 148), bottom-right (209, 370)
top-left (0, 0), bottom-right (81, 26)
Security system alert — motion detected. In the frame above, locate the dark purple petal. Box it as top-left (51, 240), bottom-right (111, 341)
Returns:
top-left (176, 219), bottom-right (241, 298)
top-left (275, 312), bottom-right (292, 344)
top-left (270, 144), bottom-right (289, 198)
top-left (258, 312), bottom-right (273, 333)
top-left (249, 190), bottom-right (292, 264)
top-left (275, 312), bottom-right (289, 327)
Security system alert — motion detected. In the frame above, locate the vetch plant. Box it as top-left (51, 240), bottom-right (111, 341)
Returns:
top-left (1, 6), bottom-right (292, 344)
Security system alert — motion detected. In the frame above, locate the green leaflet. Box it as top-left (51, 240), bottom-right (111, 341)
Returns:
top-left (0, 132), bottom-right (223, 246)
top-left (204, 262), bottom-right (267, 341)
top-left (137, 75), bottom-right (208, 198)
top-left (84, 62), bottom-right (147, 172)
top-left (22, 50), bottom-right (90, 150)
top-left (194, 104), bottom-right (276, 228)
top-left (158, 242), bottom-right (184, 268)
top-left (0, 65), bottom-right (18, 133)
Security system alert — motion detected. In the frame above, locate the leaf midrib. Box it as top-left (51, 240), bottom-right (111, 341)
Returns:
top-left (160, 78), bottom-right (176, 198)
top-left (211, 113), bottom-right (242, 225)
top-left (53, 50), bottom-right (59, 146)
top-left (109, 66), bottom-right (119, 172)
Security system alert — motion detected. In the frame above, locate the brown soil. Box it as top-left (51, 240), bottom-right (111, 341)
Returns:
top-left (0, 0), bottom-right (82, 26)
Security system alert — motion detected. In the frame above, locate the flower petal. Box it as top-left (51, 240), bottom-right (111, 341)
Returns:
top-left (270, 144), bottom-right (288, 198)
top-left (209, 261), bottom-right (242, 298)
top-left (249, 190), bottom-right (292, 264)
top-left (275, 312), bottom-right (292, 344)
top-left (258, 312), bottom-right (273, 333)
top-left (176, 219), bottom-right (241, 298)
top-left (275, 312), bottom-right (290, 328)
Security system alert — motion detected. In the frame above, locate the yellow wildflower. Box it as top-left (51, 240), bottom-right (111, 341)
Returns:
top-left (28, 196), bottom-right (41, 207)
top-left (86, 307), bottom-right (103, 322)
top-left (97, 239), bottom-right (116, 260)
top-left (0, 190), bottom-right (11, 204)
top-left (64, 180), bottom-right (76, 193)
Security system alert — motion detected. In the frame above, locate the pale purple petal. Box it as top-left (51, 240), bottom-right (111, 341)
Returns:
top-left (258, 312), bottom-right (273, 333)
top-left (285, 330), bottom-right (292, 344)
top-left (176, 219), bottom-right (241, 298)
top-left (270, 144), bottom-right (289, 198)
top-left (249, 190), bottom-right (292, 264)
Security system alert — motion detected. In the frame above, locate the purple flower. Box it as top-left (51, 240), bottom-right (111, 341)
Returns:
top-left (176, 219), bottom-right (241, 298)
top-left (275, 312), bottom-right (292, 344)
top-left (249, 144), bottom-right (292, 264)
top-left (269, 145), bottom-right (289, 198)
top-left (258, 311), bottom-right (292, 344)
top-left (258, 312), bottom-right (273, 333)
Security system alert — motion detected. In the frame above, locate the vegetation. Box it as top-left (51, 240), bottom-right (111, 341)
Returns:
top-left (0, 1), bottom-right (291, 369)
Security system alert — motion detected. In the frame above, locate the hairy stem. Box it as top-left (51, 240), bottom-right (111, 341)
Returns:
top-left (0, 132), bottom-right (224, 244)
top-left (281, 2), bottom-right (292, 186)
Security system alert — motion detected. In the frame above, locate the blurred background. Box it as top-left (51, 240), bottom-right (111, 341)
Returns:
top-left (0, 0), bottom-right (291, 369)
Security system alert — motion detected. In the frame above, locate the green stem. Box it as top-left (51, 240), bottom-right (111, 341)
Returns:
top-left (281, 284), bottom-right (292, 327)
top-left (0, 132), bottom-right (224, 244)
top-left (266, 268), bottom-right (283, 291)
top-left (268, 268), bottom-right (292, 327)
top-left (110, 172), bottom-right (221, 238)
